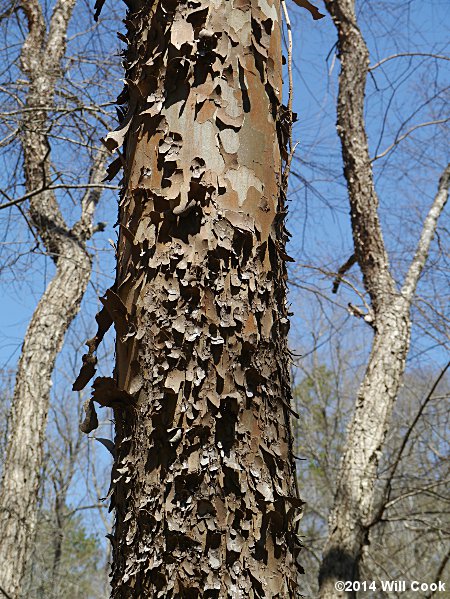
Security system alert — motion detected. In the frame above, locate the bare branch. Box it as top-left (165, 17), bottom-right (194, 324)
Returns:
top-left (402, 164), bottom-right (450, 301)
top-left (45, 0), bottom-right (77, 70)
top-left (0, 585), bottom-right (14, 599)
top-left (369, 52), bottom-right (450, 71)
top-left (427, 553), bottom-right (450, 598)
top-left (66, 503), bottom-right (107, 517)
top-left (281, 0), bottom-right (293, 132)
top-left (373, 361), bottom-right (450, 524)
top-left (382, 479), bottom-right (450, 513)
top-left (293, 262), bottom-right (371, 312)
top-left (281, 0), bottom-right (299, 188)
top-left (0, 182), bottom-right (119, 211)
top-left (372, 119), bottom-right (450, 163)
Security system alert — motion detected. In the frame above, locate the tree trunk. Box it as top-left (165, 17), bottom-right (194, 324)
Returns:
top-left (318, 300), bottom-right (410, 598)
top-left (86, 0), bottom-right (302, 596)
top-left (318, 1), bottom-right (449, 596)
top-left (0, 244), bottom-right (93, 598)
top-left (0, 1), bottom-right (104, 595)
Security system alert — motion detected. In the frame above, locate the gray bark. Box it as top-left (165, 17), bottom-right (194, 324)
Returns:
top-left (0, 1), bottom-right (105, 596)
top-left (318, 0), bottom-right (450, 596)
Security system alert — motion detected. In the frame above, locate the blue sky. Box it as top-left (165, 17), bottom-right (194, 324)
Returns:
top-left (0, 0), bottom-right (449, 374)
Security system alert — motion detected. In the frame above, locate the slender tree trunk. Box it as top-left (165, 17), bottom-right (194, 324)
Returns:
top-left (0, 1), bottom-right (105, 595)
top-left (51, 494), bottom-right (65, 596)
top-left (318, 1), bottom-right (450, 596)
top-left (82, 0), bottom-right (302, 595)
top-left (318, 301), bottom-right (411, 598)
top-left (0, 248), bottom-right (91, 597)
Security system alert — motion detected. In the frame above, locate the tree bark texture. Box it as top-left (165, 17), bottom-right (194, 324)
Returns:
top-left (80, 0), bottom-right (302, 596)
top-left (318, 302), bottom-right (411, 598)
top-left (0, 2), bottom-right (104, 596)
top-left (318, 1), bottom-right (449, 596)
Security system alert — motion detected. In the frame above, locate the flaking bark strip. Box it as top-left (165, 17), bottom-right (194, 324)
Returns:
top-left (73, 302), bottom-right (113, 391)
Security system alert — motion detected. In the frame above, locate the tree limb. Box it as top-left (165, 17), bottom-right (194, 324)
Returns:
top-left (17, 0), bottom-right (45, 76)
top-left (323, 0), bottom-right (396, 312)
top-left (45, 0), bottom-right (77, 70)
top-left (0, 182), bottom-right (118, 211)
top-left (402, 164), bottom-right (450, 302)
top-left (71, 148), bottom-right (109, 241)
top-left (369, 52), bottom-right (450, 71)
top-left (332, 253), bottom-right (356, 294)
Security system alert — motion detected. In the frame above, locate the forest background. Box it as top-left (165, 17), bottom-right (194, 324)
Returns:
top-left (0, 0), bottom-right (448, 597)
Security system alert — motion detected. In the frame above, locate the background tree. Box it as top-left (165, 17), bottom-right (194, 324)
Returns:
top-left (284, 1), bottom-right (449, 596)
top-left (0, 0), bottom-right (120, 595)
top-left (290, 327), bottom-right (449, 597)
top-left (0, 349), bottom-right (114, 598)
top-left (317, 0), bottom-right (448, 593)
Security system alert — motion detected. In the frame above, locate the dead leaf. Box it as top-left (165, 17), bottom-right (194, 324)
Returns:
top-left (100, 288), bottom-right (129, 337)
top-left (93, 0), bottom-right (105, 22)
top-left (102, 97), bottom-right (137, 153)
top-left (95, 437), bottom-right (116, 457)
top-left (103, 156), bottom-right (123, 181)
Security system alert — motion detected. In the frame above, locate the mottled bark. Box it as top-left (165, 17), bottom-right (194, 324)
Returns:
top-left (318, 303), bottom-right (411, 598)
top-left (318, 1), bottom-right (450, 596)
top-left (0, 1), bottom-right (104, 596)
top-left (78, 0), bottom-right (303, 596)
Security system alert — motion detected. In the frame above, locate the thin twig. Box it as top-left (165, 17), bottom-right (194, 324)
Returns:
top-left (281, 0), bottom-right (297, 186)
top-left (383, 479), bottom-right (450, 513)
top-left (281, 0), bottom-right (293, 131)
top-left (427, 553), bottom-right (450, 599)
top-left (369, 52), bottom-right (450, 71)
top-left (372, 118), bottom-right (449, 162)
top-left (284, 141), bottom-right (299, 187)
top-left (294, 262), bottom-right (372, 313)
top-left (0, 183), bottom-right (119, 211)
top-left (0, 585), bottom-right (14, 599)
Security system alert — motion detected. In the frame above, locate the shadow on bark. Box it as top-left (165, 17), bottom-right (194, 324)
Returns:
top-left (319, 546), bottom-right (361, 597)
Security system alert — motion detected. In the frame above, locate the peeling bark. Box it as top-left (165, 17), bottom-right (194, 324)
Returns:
top-left (79, 0), bottom-right (304, 596)
top-left (318, 1), bottom-right (450, 596)
top-left (0, 1), bottom-right (105, 596)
